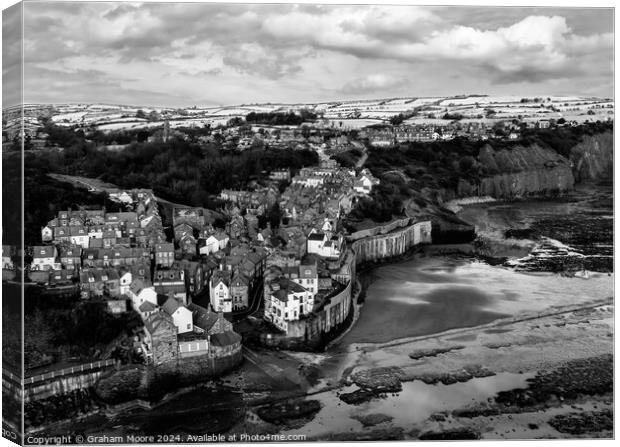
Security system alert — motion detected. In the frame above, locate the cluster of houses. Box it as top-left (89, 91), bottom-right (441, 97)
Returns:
top-left (127, 278), bottom-right (240, 365)
top-left (24, 189), bottom-right (249, 366)
top-left (215, 158), bottom-right (377, 337)
top-left (365, 124), bottom-right (490, 147)
top-left (363, 118), bottom-right (587, 148)
top-left (20, 151), bottom-right (382, 356)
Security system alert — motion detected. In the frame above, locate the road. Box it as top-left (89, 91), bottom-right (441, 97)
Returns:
top-left (355, 150), bottom-right (368, 168)
top-left (231, 283), bottom-right (263, 321)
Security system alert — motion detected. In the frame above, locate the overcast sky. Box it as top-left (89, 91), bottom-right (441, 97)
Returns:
top-left (3, 1), bottom-right (614, 107)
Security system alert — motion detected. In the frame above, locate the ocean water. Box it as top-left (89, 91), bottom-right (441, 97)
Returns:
top-left (338, 183), bottom-right (613, 347)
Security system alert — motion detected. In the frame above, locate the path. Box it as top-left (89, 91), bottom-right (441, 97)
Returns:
top-left (355, 151), bottom-right (368, 169)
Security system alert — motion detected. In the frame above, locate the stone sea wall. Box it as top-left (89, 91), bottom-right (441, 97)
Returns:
top-left (21, 361), bottom-right (117, 402)
top-left (19, 345), bottom-right (243, 405)
top-left (351, 220), bottom-right (432, 264)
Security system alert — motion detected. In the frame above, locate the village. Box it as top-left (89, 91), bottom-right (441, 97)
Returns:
top-left (2, 149), bottom-right (389, 382)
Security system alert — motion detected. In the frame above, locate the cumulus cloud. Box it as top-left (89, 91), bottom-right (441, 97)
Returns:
top-left (340, 74), bottom-right (408, 94)
top-left (3, 3), bottom-right (23, 108)
top-left (16, 3), bottom-right (614, 106)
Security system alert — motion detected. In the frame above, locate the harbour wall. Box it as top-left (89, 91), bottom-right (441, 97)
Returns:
top-left (351, 220), bottom-right (432, 264)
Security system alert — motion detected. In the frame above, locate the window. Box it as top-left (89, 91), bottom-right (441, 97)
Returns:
top-left (187, 324), bottom-right (191, 330)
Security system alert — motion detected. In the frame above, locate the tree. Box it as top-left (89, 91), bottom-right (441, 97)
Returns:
top-left (267, 203), bottom-right (282, 229)
top-left (136, 109), bottom-right (147, 119)
top-left (459, 155), bottom-right (476, 172)
top-left (389, 114), bottom-right (405, 125)
top-left (301, 125), bottom-right (311, 139)
top-left (147, 111), bottom-right (161, 122)
top-left (227, 117), bottom-right (245, 127)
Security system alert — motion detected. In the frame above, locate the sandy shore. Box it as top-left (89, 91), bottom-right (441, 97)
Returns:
top-left (269, 296), bottom-right (613, 441)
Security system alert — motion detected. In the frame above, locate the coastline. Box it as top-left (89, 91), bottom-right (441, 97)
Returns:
top-left (279, 296), bottom-right (614, 440)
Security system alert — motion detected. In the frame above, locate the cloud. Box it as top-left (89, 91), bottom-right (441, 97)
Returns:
top-left (3, 3), bottom-right (23, 108)
top-left (340, 74), bottom-right (408, 94)
top-left (222, 43), bottom-right (308, 79)
top-left (16, 3), bottom-right (614, 106)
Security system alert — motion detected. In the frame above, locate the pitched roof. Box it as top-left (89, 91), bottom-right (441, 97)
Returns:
top-left (60, 246), bottom-right (82, 257)
top-left (33, 245), bottom-right (55, 258)
top-left (186, 302), bottom-right (219, 332)
top-left (89, 238), bottom-right (104, 248)
top-left (210, 331), bottom-right (241, 347)
top-left (307, 232), bottom-right (324, 241)
top-left (272, 289), bottom-right (290, 303)
top-left (138, 301), bottom-right (157, 312)
top-left (129, 279), bottom-right (146, 295)
top-left (69, 226), bottom-right (88, 236)
top-left (155, 242), bottom-right (175, 252)
top-left (211, 269), bottom-right (231, 287)
top-left (231, 273), bottom-right (249, 287)
top-left (162, 297), bottom-right (183, 315)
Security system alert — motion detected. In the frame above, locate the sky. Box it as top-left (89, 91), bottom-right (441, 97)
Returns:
top-left (2, 1), bottom-right (615, 108)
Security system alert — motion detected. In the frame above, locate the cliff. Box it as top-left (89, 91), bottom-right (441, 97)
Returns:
top-left (458, 144), bottom-right (575, 200)
top-left (569, 131), bottom-right (613, 182)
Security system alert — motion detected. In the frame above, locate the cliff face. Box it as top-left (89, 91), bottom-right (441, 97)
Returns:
top-left (458, 144), bottom-right (575, 200)
top-left (569, 131), bottom-right (613, 182)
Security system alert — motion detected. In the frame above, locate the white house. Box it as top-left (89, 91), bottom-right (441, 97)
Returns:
top-left (41, 226), bottom-right (53, 242)
top-left (306, 230), bottom-right (344, 260)
top-left (214, 231), bottom-right (229, 251)
top-left (88, 226), bottom-right (104, 239)
top-left (353, 169), bottom-right (380, 195)
top-left (265, 278), bottom-right (313, 333)
top-left (110, 191), bottom-right (134, 205)
top-left (162, 297), bottom-right (193, 334)
top-left (2, 246), bottom-right (13, 270)
top-left (292, 176), bottom-right (324, 187)
top-left (200, 235), bottom-right (220, 255)
top-left (69, 226), bottom-right (90, 248)
top-left (31, 246), bottom-right (58, 271)
top-left (199, 231), bottom-right (229, 256)
top-left (127, 279), bottom-right (158, 315)
top-left (292, 262), bottom-right (318, 299)
top-left (119, 270), bottom-right (133, 296)
top-left (209, 270), bottom-right (232, 313)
